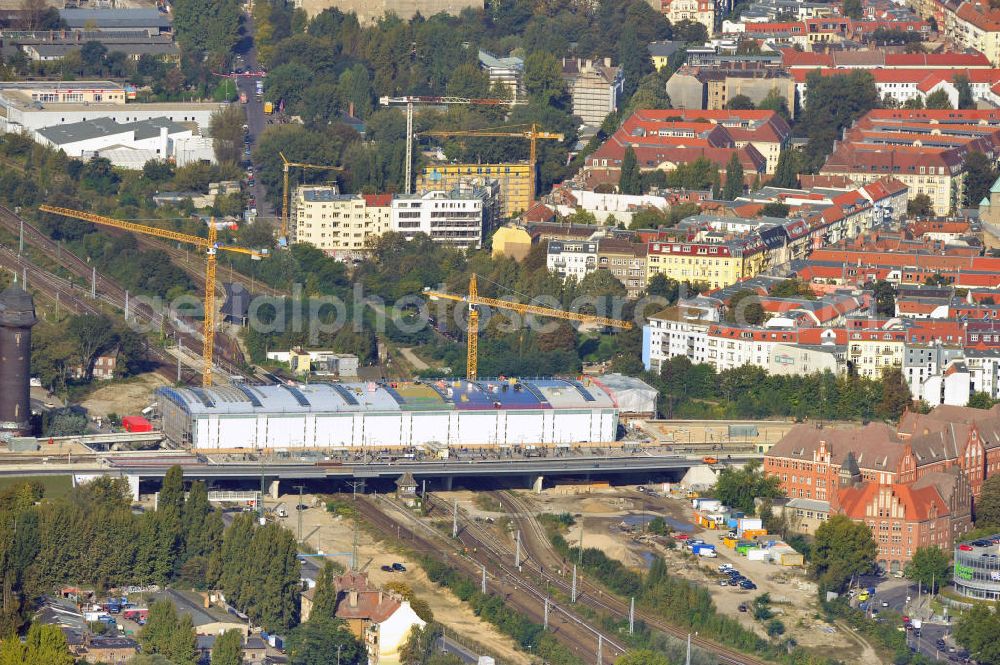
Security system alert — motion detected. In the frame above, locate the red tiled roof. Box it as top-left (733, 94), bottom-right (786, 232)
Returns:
top-left (362, 193), bottom-right (392, 207)
top-left (955, 1), bottom-right (1000, 32)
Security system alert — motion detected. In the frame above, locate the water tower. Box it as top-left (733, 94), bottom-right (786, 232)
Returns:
top-left (0, 284), bottom-right (37, 438)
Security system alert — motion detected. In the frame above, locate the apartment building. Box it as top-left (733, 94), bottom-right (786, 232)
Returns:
top-left (792, 67), bottom-right (1000, 109)
top-left (561, 58), bottom-right (624, 131)
top-left (417, 164), bottom-right (529, 219)
top-left (597, 239), bottom-right (647, 298)
top-left (659, 0), bottom-right (715, 34)
top-left (291, 187), bottom-right (392, 257)
top-left (666, 65), bottom-right (797, 120)
top-left (645, 232), bottom-right (771, 290)
top-left (390, 186), bottom-right (494, 249)
top-left (547, 239), bottom-right (598, 282)
top-left (642, 306), bottom-right (713, 373)
top-left (478, 50), bottom-right (524, 99)
top-left (945, 1), bottom-right (1000, 66)
top-left (586, 109), bottom-right (790, 176)
top-left (818, 110), bottom-right (1000, 214)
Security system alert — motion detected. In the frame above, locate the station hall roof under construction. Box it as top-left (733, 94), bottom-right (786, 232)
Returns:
top-left (158, 377), bottom-right (621, 416)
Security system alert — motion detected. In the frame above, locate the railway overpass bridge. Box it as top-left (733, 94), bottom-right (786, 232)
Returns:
top-left (0, 447), bottom-right (763, 499)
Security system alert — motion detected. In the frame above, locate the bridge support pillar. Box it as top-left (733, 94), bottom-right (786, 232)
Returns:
top-left (531, 475), bottom-right (544, 494)
top-left (442, 476), bottom-right (453, 491)
top-left (126, 475), bottom-right (140, 501)
top-left (268, 479), bottom-right (280, 499)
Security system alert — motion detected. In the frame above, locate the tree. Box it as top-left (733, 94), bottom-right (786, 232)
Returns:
top-left (811, 514), bottom-right (877, 591)
top-left (210, 105), bottom-right (247, 165)
top-left (956, 604), bottom-right (1000, 665)
top-left (80, 41), bottom-right (107, 75)
top-left (801, 71), bottom-right (878, 170)
top-left (760, 202), bottom-right (789, 218)
top-left (904, 546), bottom-right (950, 593)
top-left (843, 0), bottom-right (863, 18)
top-left (769, 279), bottom-right (815, 299)
top-left (924, 89), bottom-right (953, 110)
top-left (80, 156), bottom-right (120, 196)
top-left (524, 51), bottom-right (570, 110)
top-left (0, 623), bottom-right (73, 665)
top-left (714, 460), bottom-right (784, 514)
top-left (619, 24), bottom-right (652, 100)
top-left (969, 392), bottom-right (999, 410)
top-left (722, 153), bottom-right (744, 200)
top-left (955, 74), bottom-right (975, 109)
top-left (619, 146), bottom-right (642, 195)
top-left (310, 560), bottom-right (339, 619)
top-left (907, 193), bottom-right (934, 217)
top-left (758, 87), bottom-right (791, 120)
top-left (725, 94), bottom-right (755, 110)
top-left (770, 149), bottom-right (801, 189)
top-left (977, 474), bottom-right (1000, 527)
top-left (963, 151), bottom-right (999, 208)
top-left (140, 600), bottom-right (182, 657)
top-left (66, 314), bottom-right (117, 381)
top-left (646, 274), bottom-right (679, 303)
top-left (288, 615), bottom-right (366, 665)
top-left (872, 280), bottom-right (896, 317)
top-left (211, 631), bottom-right (244, 665)
top-left (877, 367), bottom-right (912, 420)
top-left (726, 290), bottom-right (765, 325)
top-left (673, 19), bottom-right (708, 43)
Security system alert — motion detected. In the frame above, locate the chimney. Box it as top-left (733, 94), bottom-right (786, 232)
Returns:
top-left (202, 593), bottom-right (210, 609)
top-left (604, 57), bottom-right (612, 68)
top-left (348, 101), bottom-right (355, 118)
top-left (349, 591), bottom-right (358, 607)
top-left (378, 591), bottom-right (383, 604)
top-left (160, 125), bottom-right (169, 159)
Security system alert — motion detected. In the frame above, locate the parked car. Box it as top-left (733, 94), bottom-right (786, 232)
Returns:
top-left (739, 580), bottom-right (756, 590)
top-left (392, 562), bottom-right (407, 572)
top-left (380, 565), bottom-right (393, 572)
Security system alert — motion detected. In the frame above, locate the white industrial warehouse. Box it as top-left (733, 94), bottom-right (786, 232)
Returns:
top-left (157, 376), bottom-right (655, 449)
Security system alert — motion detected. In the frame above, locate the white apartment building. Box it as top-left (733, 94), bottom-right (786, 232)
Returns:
top-left (642, 307), bottom-right (713, 373)
top-left (291, 186), bottom-right (391, 257)
top-left (390, 188), bottom-right (489, 249)
top-left (547, 239), bottom-right (598, 282)
top-left (561, 58), bottom-right (624, 131)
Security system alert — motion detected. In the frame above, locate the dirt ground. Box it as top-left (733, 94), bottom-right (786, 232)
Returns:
top-left (520, 485), bottom-right (874, 661)
top-left (79, 373), bottom-right (169, 420)
top-left (270, 492), bottom-right (531, 665)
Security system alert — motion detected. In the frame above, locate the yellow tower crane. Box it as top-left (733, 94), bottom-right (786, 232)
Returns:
top-left (38, 205), bottom-right (268, 387)
top-left (422, 124), bottom-right (564, 203)
top-left (280, 152), bottom-right (344, 246)
top-left (424, 275), bottom-right (632, 381)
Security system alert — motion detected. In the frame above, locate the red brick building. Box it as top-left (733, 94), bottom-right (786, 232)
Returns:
top-left (764, 404), bottom-right (995, 569)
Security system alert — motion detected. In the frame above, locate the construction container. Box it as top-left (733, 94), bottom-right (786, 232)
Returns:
top-left (736, 545), bottom-right (752, 555)
top-left (693, 498), bottom-right (722, 512)
top-left (747, 548), bottom-right (770, 562)
top-left (736, 518), bottom-right (763, 537)
top-left (780, 552), bottom-right (805, 567)
top-left (122, 416), bottom-right (153, 433)
top-left (722, 537), bottom-right (738, 548)
top-left (742, 529), bottom-right (768, 539)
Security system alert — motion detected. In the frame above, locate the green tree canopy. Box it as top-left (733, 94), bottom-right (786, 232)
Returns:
top-left (963, 151), bottom-right (999, 208)
top-left (811, 515), bottom-right (877, 591)
top-left (904, 546), bottom-right (950, 593)
top-left (288, 614), bottom-right (366, 665)
top-left (956, 604), bottom-right (1000, 665)
top-left (619, 146), bottom-right (642, 195)
top-left (722, 153), bottom-right (744, 201)
top-left (714, 460), bottom-right (784, 514)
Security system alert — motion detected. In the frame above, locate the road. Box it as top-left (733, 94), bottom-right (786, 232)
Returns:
top-left (854, 577), bottom-right (964, 662)
top-left (235, 10), bottom-right (275, 225)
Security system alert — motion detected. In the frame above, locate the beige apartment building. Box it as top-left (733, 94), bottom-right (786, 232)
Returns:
top-left (417, 167), bottom-right (527, 219)
top-left (290, 186), bottom-right (391, 257)
top-left (945, 2), bottom-right (1000, 66)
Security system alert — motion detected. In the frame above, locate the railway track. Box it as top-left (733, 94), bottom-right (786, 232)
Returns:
top-left (357, 493), bottom-right (626, 665)
top-left (0, 206), bottom-right (251, 380)
top-left (494, 490), bottom-right (772, 665)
